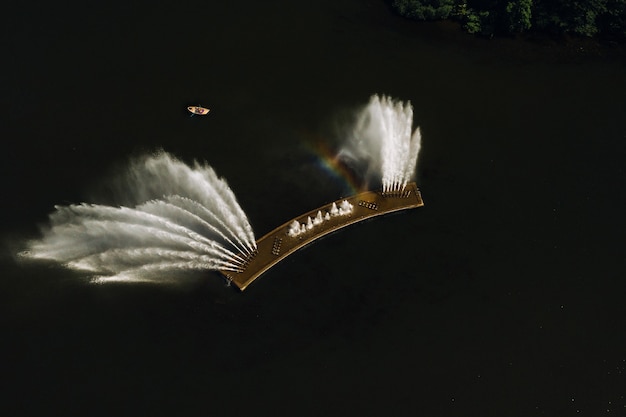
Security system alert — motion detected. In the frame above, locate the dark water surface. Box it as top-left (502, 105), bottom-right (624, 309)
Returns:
top-left (3, 1), bottom-right (626, 416)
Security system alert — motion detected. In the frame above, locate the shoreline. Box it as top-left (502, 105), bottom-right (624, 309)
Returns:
top-left (390, 16), bottom-right (626, 64)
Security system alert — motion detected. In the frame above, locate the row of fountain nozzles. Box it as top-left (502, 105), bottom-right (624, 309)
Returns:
top-left (287, 200), bottom-right (354, 237)
top-left (381, 183), bottom-right (411, 198)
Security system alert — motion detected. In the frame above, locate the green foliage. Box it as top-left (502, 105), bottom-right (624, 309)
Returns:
top-left (600, 0), bottom-right (626, 39)
top-left (391, 0), bottom-right (626, 40)
top-left (451, 1), bottom-right (496, 36)
top-left (391, 0), bottom-right (457, 20)
top-left (534, 0), bottom-right (608, 36)
top-left (463, 9), bottom-right (494, 34)
top-left (504, 0), bottom-right (533, 32)
top-left (463, 11), bottom-right (483, 33)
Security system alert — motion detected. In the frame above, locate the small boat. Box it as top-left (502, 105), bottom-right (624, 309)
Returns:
top-left (187, 105), bottom-right (210, 116)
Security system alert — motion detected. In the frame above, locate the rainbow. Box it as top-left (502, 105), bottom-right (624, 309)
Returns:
top-left (306, 140), bottom-right (363, 194)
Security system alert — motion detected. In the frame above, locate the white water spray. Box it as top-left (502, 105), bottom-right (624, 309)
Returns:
top-left (23, 152), bottom-right (256, 283)
top-left (23, 96), bottom-right (421, 284)
top-left (339, 94), bottom-right (421, 192)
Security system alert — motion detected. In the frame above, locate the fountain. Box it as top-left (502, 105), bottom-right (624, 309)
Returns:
top-left (23, 95), bottom-right (423, 289)
top-left (338, 94), bottom-right (421, 194)
top-left (23, 151), bottom-right (256, 283)
top-left (221, 95), bottom-right (424, 290)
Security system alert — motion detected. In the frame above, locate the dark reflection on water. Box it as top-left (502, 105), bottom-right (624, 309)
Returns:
top-left (3, 0), bottom-right (626, 416)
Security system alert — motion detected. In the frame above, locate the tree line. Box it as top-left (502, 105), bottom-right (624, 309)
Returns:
top-left (390, 0), bottom-right (626, 40)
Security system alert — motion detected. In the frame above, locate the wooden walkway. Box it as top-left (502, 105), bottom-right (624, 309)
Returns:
top-left (220, 182), bottom-right (424, 291)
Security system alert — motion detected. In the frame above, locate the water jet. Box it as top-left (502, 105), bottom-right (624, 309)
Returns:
top-left (23, 94), bottom-right (424, 289)
top-left (221, 94), bottom-right (425, 290)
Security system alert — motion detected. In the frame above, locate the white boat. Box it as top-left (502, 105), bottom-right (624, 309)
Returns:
top-left (187, 105), bottom-right (210, 115)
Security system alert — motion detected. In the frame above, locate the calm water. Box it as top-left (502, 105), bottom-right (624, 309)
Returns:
top-left (3, 1), bottom-right (626, 416)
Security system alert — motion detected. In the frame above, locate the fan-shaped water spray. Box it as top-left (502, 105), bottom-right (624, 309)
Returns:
top-left (23, 152), bottom-right (256, 283)
top-left (22, 95), bottom-right (422, 286)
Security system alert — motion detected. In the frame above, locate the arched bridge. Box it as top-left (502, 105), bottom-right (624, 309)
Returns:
top-left (220, 182), bottom-right (424, 290)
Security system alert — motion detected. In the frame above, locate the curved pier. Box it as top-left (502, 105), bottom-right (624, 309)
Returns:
top-left (220, 182), bottom-right (424, 290)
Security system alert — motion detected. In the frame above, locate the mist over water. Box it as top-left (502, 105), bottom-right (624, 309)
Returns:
top-left (339, 95), bottom-right (421, 193)
top-left (22, 152), bottom-right (256, 283)
top-left (22, 95), bottom-right (421, 284)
